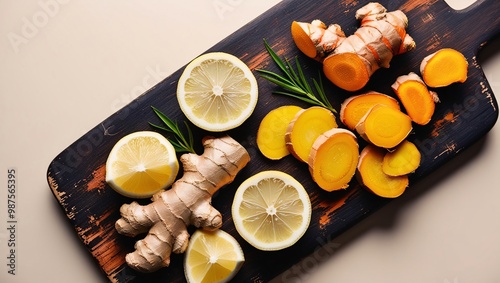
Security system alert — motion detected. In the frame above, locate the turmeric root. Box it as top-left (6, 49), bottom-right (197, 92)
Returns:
top-left (340, 91), bottom-right (400, 130)
top-left (392, 72), bottom-right (439, 125)
top-left (420, 48), bottom-right (468, 87)
top-left (115, 135), bottom-right (250, 273)
top-left (357, 145), bottom-right (408, 198)
top-left (257, 105), bottom-right (303, 160)
top-left (355, 104), bottom-right (412, 149)
top-left (309, 128), bottom-right (359, 191)
top-left (292, 2), bottom-right (415, 91)
top-left (382, 140), bottom-right (421, 176)
top-left (285, 106), bottom-right (338, 162)
top-left (291, 20), bottom-right (345, 60)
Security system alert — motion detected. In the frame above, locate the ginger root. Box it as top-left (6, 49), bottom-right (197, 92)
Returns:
top-left (392, 72), bottom-right (439, 125)
top-left (115, 135), bottom-right (250, 273)
top-left (291, 20), bottom-right (346, 60)
top-left (292, 2), bottom-right (415, 91)
top-left (420, 48), bottom-right (468, 87)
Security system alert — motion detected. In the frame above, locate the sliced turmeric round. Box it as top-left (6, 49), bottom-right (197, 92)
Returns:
top-left (323, 52), bottom-right (370, 92)
top-left (340, 91), bottom-right (400, 130)
top-left (291, 21), bottom-right (320, 59)
top-left (257, 105), bottom-right (303, 160)
top-left (420, 48), bottom-right (468, 87)
top-left (392, 72), bottom-right (438, 126)
top-left (355, 104), bottom-right (412, 149)
top-left (309, 128), bottom-right (359, 192)
top-left (285, 106), bottom-right (338, 163)
top-left (382, 140), bottom-right (421, 176)
top-left (357, 145), bottom-right (408, 198)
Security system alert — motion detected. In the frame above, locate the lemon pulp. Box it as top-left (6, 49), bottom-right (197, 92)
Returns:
top-left (177, 52), bottom-right (258, 132)
top-left (232, 170), bottom-right (312, 250)
top-left (105, 131), bottom-right (179, 198)
top-left (184, 229), bottom-right (244, 283)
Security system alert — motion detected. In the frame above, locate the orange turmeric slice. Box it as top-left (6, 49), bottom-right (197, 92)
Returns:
top-left (420, 48), bottom-right (468, 87)
top-left (382, 140), bottom-right (421, 176)
top-left (285, 106), bottom-right (338, 163)
top-left (340, 91), bottom-right (400, 130)
top-left (355, 104), bottom-right (412, 149)
top-left (392, 72), bottom-right (438, 126)
top-left (257, 105), bottom-right (303, 160)
top-left (291, 21), bottom-right (320, 59)
top-left (308, 128), bottom-right (359, 192)
top-left (357, 145), bottom-right (408, 198)
top-left (323, 52), bottom-right (371, 92)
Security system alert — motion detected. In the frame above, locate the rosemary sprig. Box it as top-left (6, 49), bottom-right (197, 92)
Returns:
top-left (256, 39), bottom-right (336, 113)
top-left (149, 106), bottom-right (196, 154)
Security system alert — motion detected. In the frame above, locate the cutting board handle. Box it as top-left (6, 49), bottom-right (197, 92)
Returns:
top-left (460, 0), bottom-right (500, 50)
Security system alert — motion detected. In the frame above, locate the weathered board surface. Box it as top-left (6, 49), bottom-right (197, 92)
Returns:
top-left (47, 0), bottom-right (499, 282)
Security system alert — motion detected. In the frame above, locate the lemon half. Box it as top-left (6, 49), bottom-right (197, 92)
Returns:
top-left (105, 131), bottom-right (179, 198)
top-left (177, 52), bottom-right (258, 132)
top-left (184, 229), bottom-right (245, 283)
top-left (232, 170), bottom-right (312, 251)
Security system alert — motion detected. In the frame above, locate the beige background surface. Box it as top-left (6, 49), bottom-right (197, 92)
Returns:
top-left (1, 0), bottom-right (499, 282)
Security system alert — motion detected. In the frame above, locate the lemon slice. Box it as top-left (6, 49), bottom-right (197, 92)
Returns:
top-left (105, 131), bottom-right (179, 198)
top-left (232, 170), bottom-right (312, 251)
top-left (184, 229), bottom-right (245, 283)
top-left (177, 52), bottom-right (258, 132)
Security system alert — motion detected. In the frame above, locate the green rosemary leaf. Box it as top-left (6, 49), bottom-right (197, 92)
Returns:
top-left (184, 121), bottom-right (195, 153)
top-left (150, 106), bottom-right (196, 154)
top-left (256, 69), bottom-right (295, 87)
top-left (273, 91), bottom-right (322, 106)
top-left (284, 59), bottom-right (302, 89)
top-left (295, 58), bottom-right (313, 94)
top-left (257, 72), bottom-right (307, 95)
top-left (313, 77), bottom-right (335, 112)
top-left (260, 39), bottom-right (337, 113)
top-left (152, 106), bottom-right (178, 133)
top-left (315, 74), bottom-right (326, 98)
top-left (148, 122), bottom-right (184, 152)
top-left (148, 122), bottom-right (169, 132)
top-left (263, 39), bottom-right (294, 82)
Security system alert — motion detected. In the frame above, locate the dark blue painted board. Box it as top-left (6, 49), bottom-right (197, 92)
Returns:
top-left (47, 0), bottom-right (499, 282)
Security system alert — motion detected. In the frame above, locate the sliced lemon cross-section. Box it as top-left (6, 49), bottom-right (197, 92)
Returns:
top-left (232, 170), bottom-right (312, 251)
top-left (105, 131), bottom-right (179, 199)
top-left (184, 229), bottom-right (245, 283)
top-left (177, 52), bottom-right (258, 132)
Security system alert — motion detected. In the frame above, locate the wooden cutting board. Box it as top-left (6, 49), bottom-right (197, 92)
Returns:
top-left (47, 0), bottom-right (499, 282)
